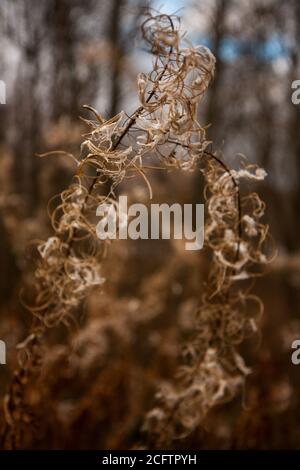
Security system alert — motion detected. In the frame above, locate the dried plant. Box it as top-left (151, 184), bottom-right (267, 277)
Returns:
top-left (1, 12), bottom-right (272, 449)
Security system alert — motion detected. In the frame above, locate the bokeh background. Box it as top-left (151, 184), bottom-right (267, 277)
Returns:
top-left (0, 0), bottom-right (300, 449)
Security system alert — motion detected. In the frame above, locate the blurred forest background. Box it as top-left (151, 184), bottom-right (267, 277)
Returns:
top-left (0, 0), bottom-right (300, 449)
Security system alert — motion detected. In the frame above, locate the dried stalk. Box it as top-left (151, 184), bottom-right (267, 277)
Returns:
top-left (1, 12), bottom-right (272, 449)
